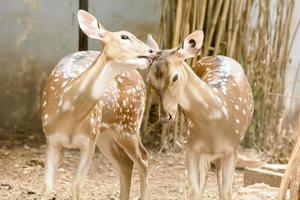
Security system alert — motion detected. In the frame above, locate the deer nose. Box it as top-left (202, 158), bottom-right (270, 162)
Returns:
top-left (160, 111), bottom-right (173, 123)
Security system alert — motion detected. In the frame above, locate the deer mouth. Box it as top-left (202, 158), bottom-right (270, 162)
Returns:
top-left (160, 112), bottom-right (174, 123)
top-left (160, 113), bottom-right (173, 124)
top-left (137, 56), bottom-right (154, 66)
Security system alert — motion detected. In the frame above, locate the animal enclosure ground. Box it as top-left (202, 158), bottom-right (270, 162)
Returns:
top-left (0, 132), bottom-right (279, 200)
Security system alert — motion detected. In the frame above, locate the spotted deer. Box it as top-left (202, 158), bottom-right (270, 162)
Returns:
top-left (147, 31), bottom-right (254, 200)
top-left (41, 10), bottom-right (154, 200)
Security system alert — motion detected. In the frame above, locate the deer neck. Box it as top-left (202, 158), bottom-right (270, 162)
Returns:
top-left (60, 52), bottom-right (121, 123)
top-left (178, 62), bottom-right (222, 123)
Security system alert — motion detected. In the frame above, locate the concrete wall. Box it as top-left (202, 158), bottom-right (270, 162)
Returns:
top-left (89, 0), bottom-right (160, 50)
top-left (0, 0), bottom-right (160, 132)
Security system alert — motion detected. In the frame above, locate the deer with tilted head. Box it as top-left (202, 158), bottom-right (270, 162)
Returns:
top-left (147, 31), bottom-right (253, 200)
top-left (41, 10), bottom-right (154, 200)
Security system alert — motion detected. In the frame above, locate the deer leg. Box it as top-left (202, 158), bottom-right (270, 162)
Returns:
top-left (115, 135), bottom-right (149, 200)
top-left (216, 158), bottom-right (223, 200)
top-left (186, 149), bottom-right (200, 200)
top-left (72, 138), bottom-right (96, 200)
top-left (97, 129), bottom-right (134, 200)
top-left (220, 152), bottom-right (237, 200)
top-left (198, 154), bottom-right (210, 197)
top-left (137, 139), bottom-right (149, 200)
top-left (42, 138), bottom-right (62, 199)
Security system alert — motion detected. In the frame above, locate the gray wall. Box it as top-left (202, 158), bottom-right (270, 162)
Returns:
top-left (0, 0), bottom-right (160, 132)
top-left (89, 0), bottom-right (160, 50)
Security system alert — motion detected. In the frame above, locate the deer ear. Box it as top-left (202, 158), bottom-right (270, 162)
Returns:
top-left (146, 34), bottom-right (160, 51)
top-left (77, 10), bottom-right (106, 40)
top-left (178, 30), bottom-right (204, 59)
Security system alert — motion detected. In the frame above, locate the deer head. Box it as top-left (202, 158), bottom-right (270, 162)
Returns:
top-left (147, 31), bottom-right (204, 123)
top-left (78, 10), bottom-right (154, 70)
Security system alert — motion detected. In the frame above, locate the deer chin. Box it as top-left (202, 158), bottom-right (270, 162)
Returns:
top-left (117, 58), bottom-right (150, 70)
top-left (136, 56), bottom-right (154, 69)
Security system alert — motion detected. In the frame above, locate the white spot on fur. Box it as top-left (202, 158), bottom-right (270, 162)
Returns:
top-left (209, 110), bottom-right (223, 119)
top-left (235, 119), bottom-right (240, 124)
top-left (216, 96), bottom-right (222, 103)
top-left (62, 101), bottom-right (73, 111)
top-left (90, 117), bottom-right (95, 124)
top-left (222, 106), bottom-right (228, 118)
top-left (234, 105), bottom-right (239, 110)
top-left (101, 123), bottom-right (110, 129)
top-left (222, 86), bottom-right (227, 95)
top-left (62, 81), bottom-right (68, 88)
top-left (58, 99), bottom-right (63, 107)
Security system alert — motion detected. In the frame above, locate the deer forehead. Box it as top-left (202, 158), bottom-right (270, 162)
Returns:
top-left (156, 49), bottom-right (181, 62)
top-left (108, 31), bottom-right (144, 46)
top-left (150, 63), bottom-right (182, 87)
top-left (104, 35), bottom-right (147, 58)
top-left (109, 31), bottom-right (127, 40)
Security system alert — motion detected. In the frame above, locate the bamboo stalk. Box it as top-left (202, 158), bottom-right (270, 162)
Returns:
top-left (226, 0), bottom-right (234, 54)
top-left (172, 0), bottom-right (183, 48)
top-left (213, 0), bottom-right (230, 55)
top-left (198, 0), bottom-right (207, 30)
top-left (228, 0), bottom-right (244, 57)
top-left (205, 0), bottom-right (214, 38)
top-left (203, 0), bottom-right (224, 56)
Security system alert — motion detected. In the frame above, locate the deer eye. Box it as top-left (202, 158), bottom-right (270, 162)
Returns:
top-left (121, 35), bottom-right (129, 40)
top-left (172, 74), bottom-right (178, 82)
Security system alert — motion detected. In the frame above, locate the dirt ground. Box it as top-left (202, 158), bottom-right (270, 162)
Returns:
top-left (0, 132), bottom-right (279, 200)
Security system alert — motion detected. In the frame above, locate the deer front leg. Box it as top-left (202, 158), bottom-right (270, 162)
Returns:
top-left (97, 128), bottom-right (134, 200)
top-left (42, 138), bottom-right (62, 200)
top-left (216, 158), bottom-right (223, 200)
top-left (220, 152), bottom-right (237, 200)
top-left (198, 154), bottom-right (211, 195)
top-left (115, 134), bottom-right (149, 200)
top-left (72, 138), bottom-right (96, 200)
top-left (186, 149), bottom-right (200, 200)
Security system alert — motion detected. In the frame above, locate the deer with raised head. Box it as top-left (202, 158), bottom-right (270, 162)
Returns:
top-left (41, 10), bottom-right (154, 200)
top-left (147, 31), bottom-right (253, 200)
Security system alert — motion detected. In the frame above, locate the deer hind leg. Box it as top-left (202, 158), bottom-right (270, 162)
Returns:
top-left (97, 128), bottom-right (134, 200)
top-left (220, 152), bottom-right (237, 200)
top-left (42, 136), bottom-right (62, 200)
top-left (114, 133), bottom-right (149, 200)
top-left (186, 149), bottom-right (200, 200)
top-left (72, 136), bottom-right (96, 200)
top-left (137, 138), bottom-right (149, 200)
